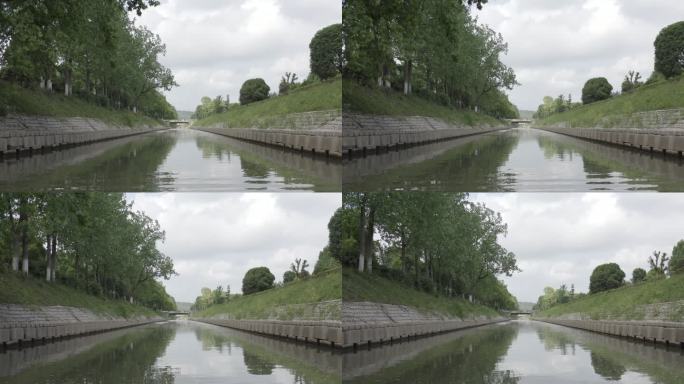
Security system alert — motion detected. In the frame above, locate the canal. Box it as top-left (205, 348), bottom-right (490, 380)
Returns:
top-left (343, 127), bottom-right (684, 191)
top-left (0, 320), bottom-right (340, 384)
top-left (343, 319), bottom-right (684, 383)
top-left (0, 129), bottom-right (341, 191)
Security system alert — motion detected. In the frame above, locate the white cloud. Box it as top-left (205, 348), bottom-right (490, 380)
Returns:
top-left (471, 193), bottom-right (684, 302)
top-left (135, 0), bottom-right (340, 110)
top-left (477, 0), bottom-right (684, 110)
top-left (127, 193), bottom-right (340, 302)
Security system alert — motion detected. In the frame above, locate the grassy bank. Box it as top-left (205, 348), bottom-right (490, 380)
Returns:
top-left (535, 75), bottom-right (684, 128)
top-left (343, 80), bottom-right (502, 127)
top-left (0, 81), bottom-right (160, 127)
top-left (0, 272), bottom-right (157, 318)
top-left (536, 274), bottom-right (684, 321)
top-left (193, 78), bottom-right (341, 128)
top-left (193, 268), bottom-right (342, 320)
top-left (343, 268), bottom-right (499, 319)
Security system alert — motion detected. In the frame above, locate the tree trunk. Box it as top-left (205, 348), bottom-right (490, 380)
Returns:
top-left (45, 234), bottom-right (52, 281)
top-left (400, 235), bottom-right (406, 273)
top-left (358, 198), bottom-right (368, 272)
top-left (365, 206), bottom-right (375, 273)
top-left (403, 60), bottom-right (412, 95)
top-left (11, 233), bottom-right (20, 271)
top-left (50, 235), bottom-right (57, 282)
top-left (414, 253), bottom-right (419, 287)
top-left (21, 225), bottom-right (29, 276)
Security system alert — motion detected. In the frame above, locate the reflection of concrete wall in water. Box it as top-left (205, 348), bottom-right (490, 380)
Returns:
top-left (536, 132), bottom-right (684, 182)
top-left (194, 322), bottom-right (341, 376)
top-left (343, 113), bottom-right (509, 154)
top-left (0, 114), bottom-right (167, 154)
top-left (193, 110), bottom-right (342, 157)
top-left (342, 301), bottom-right (508, 348)
top-left (343, 323), bottom-right (517, 382)
top-left (0, 132), bottom-right (177, 187)
top-left (194, 134), bottom-right (341, 187)
top-left (0, 304), bottom-right (162, 347)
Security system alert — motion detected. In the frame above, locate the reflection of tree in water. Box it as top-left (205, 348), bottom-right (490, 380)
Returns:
top-left (537, 135), bottom-right (577, 161)
top-left (535, 326), bottom-right (577, 355)
top-left (195, 135), bottom-right (233, 161)
top-left (591, 351), bottom-right (626, 381)
top-left (243, 349), bottom-right (276, 375)
top-left (193, 327), bottom-right (233, 354)
top-left (240, 157), bottom-right (271, 179)
top-left (350, 325), bottom-right (520, 383)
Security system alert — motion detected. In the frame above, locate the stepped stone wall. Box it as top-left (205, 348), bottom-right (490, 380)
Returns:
top-left (342, 113), bottom-right (509, 154)
top-left (0, 304), bottom-right (161, 347)
top-left (194, 110), bottom-right (342, 157)
top-left (0, 114), bottom-right (166, 154)
top-left (341, 301), bottom-right (508, 348)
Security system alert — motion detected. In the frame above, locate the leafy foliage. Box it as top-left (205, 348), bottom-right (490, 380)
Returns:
top-left (654, 21), bottom-right (684, 78)
top-left (670, 240), bottom-right (684, 274)
top-left (581, 77), bottom-right (613, 104)
top-left (631, 268), bottom-right (646, 284)
top-left (239, 78), bottom-right (270, 105)
top-left (589, 263), bottom-right (625, 294)
top-left (242, 267), bottom-right (275, 295)
top-left (621, 70), bottom-right (643, 93)
top-left (309, 23), bottom-right (342, 80)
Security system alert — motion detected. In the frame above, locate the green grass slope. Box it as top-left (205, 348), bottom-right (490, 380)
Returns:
top-left (194, 78), bottom-right (341, 128)
top-left (193, 268), bottom-right (342, 320)
top-left (343, 80), bottom-right (502, 127)
top-left (0, 81), bottom-right (160, 127)
top-left (536, 274), bottom-right (684, 321)
top-left (0, 272), bottom-right (157, 318)
top-left (535, 75), bottom-right (684, 128)
top-left (343, 268), bottom-right (499, 319)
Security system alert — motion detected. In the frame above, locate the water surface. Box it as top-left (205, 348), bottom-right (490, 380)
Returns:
top-left (0, 129), bottom-right (341, 191)
top-left (343, 127), bottom-right (684, 191)
top-left (343, 319), bottom-right (684, 383)
top-left (0, 320), bottom-right (339, 384)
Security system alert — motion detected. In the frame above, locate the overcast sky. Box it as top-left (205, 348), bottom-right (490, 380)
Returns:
top-left (135, 0), bottom-right (340, 111)
top-left (471, 193), bottom-right (684, 303)
top-left (127, 193), bottom-right (340, 302)
top-left (476, 0), bottom-right (684, 111)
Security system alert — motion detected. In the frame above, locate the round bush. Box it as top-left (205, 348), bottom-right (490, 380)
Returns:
top-left (242, 267), bottom-right (275, 295)
top-left (654, 21), bottom-right (684, 78)
top-left (589, 263), bottom-right (625, 294)
top-left (582, 77), bottom-right (613, 104)
top-left (239, 78), bottom-right (270, 105)
top-left (309, 23), bottom-right (342, 80)
top-left (631, 267), bottom-right (646, 283)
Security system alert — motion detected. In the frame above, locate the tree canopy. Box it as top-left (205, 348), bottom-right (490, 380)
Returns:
top-left (239, 78), bottom-right (270, 105)
top-left (242, 266), bottom-right (275, 295)
top-left (654, 21), bottom-right (684, 78)
top-left (589, 263), bottom-right (625, 294)
top-left (581, 77), bottom-right (613, 105)
top-left (309, 23), bottom-right (342, 80)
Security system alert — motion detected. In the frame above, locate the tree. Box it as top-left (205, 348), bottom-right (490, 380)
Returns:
top-left (310, 23), bottom-right (342, 80)
top-left (327, 207), bottom-right (358, 266)
top-left (669, 240), bottom-right (684, 274)
top-left (290, 258), bottom-right (310, 279)
top-left (239, 78), bottom-right (270, 105)
top-left (648, 250), bottom-right (669, 276)
top-left (582, 77), bottom-right (613, 104)
top-left (279, 72), bottom-right (299, 95)
top-left (283, 270), bottom-right (296, 284)
top-left (589, 263), bottom-right (625, 294)
top-left (654, 21), bottom-right (684, 78)
top-left (631, 268), bottom-right (646, 284)
top-left (242, 267), bottom-right (275, 295)
top-left (313, 246), bottom-right (341, 274)
top-left (621, 70), bottom-right (642, 93)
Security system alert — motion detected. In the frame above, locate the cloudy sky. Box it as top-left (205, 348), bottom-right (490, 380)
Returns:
top-left (476, 0), bottom-right (684, 111)
top-left (472, 193), bottom-right (684, 303)
top-left (135, 0), bottom-right (340, 111)
top-left (127, 193), bottom-right (340, 302)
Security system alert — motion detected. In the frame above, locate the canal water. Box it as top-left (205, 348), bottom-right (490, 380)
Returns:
top-left (343, 319), bottom-right (684, 383)
top-left (0, 129), bottom-right (341, 191)
top-left (343, 127), bottom-right (684, 191)
top-left (0, 320), bottom-right (340, 384)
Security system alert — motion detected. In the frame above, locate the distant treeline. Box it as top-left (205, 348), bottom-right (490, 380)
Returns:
top-left (342, 0), bottom-right (519, 119)
top-left (0, 193), bottom-right (177, 311)
top-left (0, 0), bottom-right (177, 119)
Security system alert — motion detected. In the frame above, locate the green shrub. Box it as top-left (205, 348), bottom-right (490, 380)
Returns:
top-left (582, 77), bottom-right (613, 104)
top-left (589, 263), bottom-right (625, 294)
top-left (631, 267), bottom-right (646, 283)
top-left (242, 267), bottom-right (275, 295)
top-left (239, 78), bottom-right (270, 105)
top-left (654, 21), bottom-right (684, 78)
top-left (669, 240), bottom-right (684, 274)
top-left (309, 24), bottom-right (342, 80)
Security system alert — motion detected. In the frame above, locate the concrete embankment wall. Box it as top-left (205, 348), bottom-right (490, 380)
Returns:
top-left (193, 110), bottom-right (342, 158)
top-left (342, 113), bottom-right (509, 156)
top-left (535, 318), bottom-right (684, 347)
top-left (0, 304), bottom-right (162, 347)
top-left (0, 114), bottom-right (167, 155)
top-left (536, 108), bottom-right (684, 156)
top-left (342, 301), bottom-right (508, 348)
